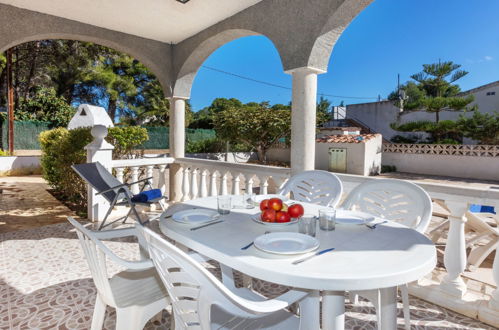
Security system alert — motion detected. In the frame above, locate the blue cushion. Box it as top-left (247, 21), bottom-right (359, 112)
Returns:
top-left (131, 189), bottom-right (162, 203)
top-left (469, 204), bottom-right (496, 214)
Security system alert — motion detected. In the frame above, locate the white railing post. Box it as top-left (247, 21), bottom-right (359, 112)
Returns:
top-left (259, 175), bottom-right (269, 195)
top-left (221, 171), bottom-right (228, 195)
top-left (145, 165), bottom-right (154, 186)
top-left (244, 173), bottom-right (254, 194)
top-left (191, 168), bottom-right (199, 199)
top-left (232, 172), bottom-right (241, 195)
top-left (210, 171), bottom-right (218, 196)
top-left (489, 246), bottom-right (499, 310)
top-left (115, 167), bottom-right (124, 183)
top-left (158, 164), bottom-right (167, 195)
top-left (130, 166), bottom-right (140, 194)
top-left (440, 202), bottom-right (468, 298)
top-left (181, 166), bottom-right (191, 202)
top-left (200, 169), bottom-right (208, 198)
top-left (85, 125), bottom-right (114, 222)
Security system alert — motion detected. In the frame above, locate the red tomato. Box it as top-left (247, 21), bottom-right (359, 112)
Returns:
top-left (261, 209), bottom-right (276, 222)
top-left (275, 211), bottom-right (291, 223)
top-left (259, 199), bottom-right (270, 211)
top-left (268, 198), bottom-right (283, 211)
top-left (288, 204), bottom-right (304, 218)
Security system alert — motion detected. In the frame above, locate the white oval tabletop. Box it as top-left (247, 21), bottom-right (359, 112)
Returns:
top-left (159, 196), bottom-right (437, 291)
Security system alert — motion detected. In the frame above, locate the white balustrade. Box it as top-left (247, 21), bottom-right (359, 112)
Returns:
top-left (110, 157), bottom-right (174, 195)
top-left (175, 157), bottom-right (291, 202)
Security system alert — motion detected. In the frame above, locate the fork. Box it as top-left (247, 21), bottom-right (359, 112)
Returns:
top-left (365, 220), bottom-right (388, 229)
top-left (241, 231), bottom-right (270, 250)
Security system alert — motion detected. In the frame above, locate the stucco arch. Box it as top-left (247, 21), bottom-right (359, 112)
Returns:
top-left (307, 0), bottom-right (374, 72)
top-left (172, 29), bottom-right (285, 98)
top-left (0, 4), bottom-right (173, 96)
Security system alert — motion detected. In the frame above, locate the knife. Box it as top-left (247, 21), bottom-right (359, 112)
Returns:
top-left (190, 218), bottom-right (223, 231)
top-left (292, 248), bottom-right (335, 265)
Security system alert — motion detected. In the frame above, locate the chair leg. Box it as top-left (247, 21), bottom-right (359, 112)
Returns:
top-left (400, 284), bottom-right (411, 330)
top-left (90, 295), bottom-right (106, 330)
top-left (116, 307), bottom-right (146, 330)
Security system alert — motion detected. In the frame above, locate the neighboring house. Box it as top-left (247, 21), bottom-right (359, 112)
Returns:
top-left (346, 80), bottom-right (499, 142)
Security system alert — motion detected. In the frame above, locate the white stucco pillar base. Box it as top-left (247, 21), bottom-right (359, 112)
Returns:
top-left (85, 125), bottom-right (114, 222)
top-left (286, 67), bottom-right (325, 175)
top-left (169, 97), bottom-right (187, 202)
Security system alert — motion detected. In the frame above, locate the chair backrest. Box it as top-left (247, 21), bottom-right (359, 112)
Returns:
top-left (341, 178), bottom-right (433, 233)
top-left (67, 217), bottom-right (117, 307)
top-left (279, 170), bottom-right (343, 207)
top-left (139, 226), bottom-right (284, 329)
top-left (72, 162), bottom-right (130, 203)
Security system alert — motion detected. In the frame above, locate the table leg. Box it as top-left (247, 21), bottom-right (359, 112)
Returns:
top-left (322, 290), bottom-right (345, 330)
top-left (298, 290), bottom-right (320, 330)
top-left (379, 287), bottom-right (397, 330)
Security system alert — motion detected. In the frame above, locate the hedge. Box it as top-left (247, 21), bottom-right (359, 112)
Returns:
top-left (39, 126), bottom-right (148, 211)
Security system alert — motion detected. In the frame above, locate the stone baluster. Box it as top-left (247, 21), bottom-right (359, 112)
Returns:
top-left (130, 166), bottom-right (140, 194)
top-left (221, 171), bottom-right (228, 195)
top-left (210, 171), bottom-right (218, 196)
top-left (259, 175), bottom-right (269, 195)
top-left (115, 167), bottom-right (124, 183)
top-left (244, 173), bottom-right (254, 194)
top-left (489, 245), bottom-right (499, 310)
top-left (157, 165), bottom-right (167, 195)
top-left (191, 168), bottom-right (199, 199)
top-left (232, 173), bottom-right (240, 195)
top-left (145, 165), bottom-right (154, 187)
top-left (181, 166), bottom-right (191, 202)
top-left (440, 202), bottom-right (468, 298)
top-left (200, 169), bottom-right (208, 198)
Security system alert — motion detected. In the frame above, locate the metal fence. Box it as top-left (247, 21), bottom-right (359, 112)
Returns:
top-left (0, 121), bottom-right (216, 150)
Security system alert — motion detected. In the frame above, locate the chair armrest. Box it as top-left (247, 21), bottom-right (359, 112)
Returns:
top-left (91, 227), bottom-right (140, 240)
top-left (229, 289), bottom-right (309, 314)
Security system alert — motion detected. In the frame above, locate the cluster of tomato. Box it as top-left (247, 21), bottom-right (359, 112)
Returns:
top-left (259, 198), bottom-right (304, 223)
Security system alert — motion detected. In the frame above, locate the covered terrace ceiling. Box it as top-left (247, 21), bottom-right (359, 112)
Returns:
top-left (0, 0), bottom-right (264, 43)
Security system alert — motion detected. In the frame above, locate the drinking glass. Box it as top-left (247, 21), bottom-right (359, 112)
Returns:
top-left (319, 209), bottom-right (336, 231)
top-left (217, 195), bottom-right (231, 215)
top-left (244, 193), bottom-right (256, 209)
top-left (298, 214), bottom-right (317, 237)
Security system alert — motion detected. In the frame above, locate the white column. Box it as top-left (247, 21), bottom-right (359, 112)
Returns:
top-left (85, 125), bottom-right (114, 222)
top-left (169, 97), bottom-right (187, 202)
top-left (441, 202), bottom-right (468, 298)
top-left (286, 67), bottom-right (324, 175)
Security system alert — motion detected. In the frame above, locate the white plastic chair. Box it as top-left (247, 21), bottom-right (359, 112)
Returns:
top-left (67, 217), bottom-right (169, 330)
top-left (279, 170), bottom-right (343, 207)
top-left (340, 178), bottom-right (433, 330)
top-left (139, 226), bottom-right (309, 330)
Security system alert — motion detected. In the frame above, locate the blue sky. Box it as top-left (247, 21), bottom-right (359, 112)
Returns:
top-left (189, 0), bottom-right (499, 111)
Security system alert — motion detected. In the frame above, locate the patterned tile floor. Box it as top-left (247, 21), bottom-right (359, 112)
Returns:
top-left (0, 221), bottom-right (496, 330)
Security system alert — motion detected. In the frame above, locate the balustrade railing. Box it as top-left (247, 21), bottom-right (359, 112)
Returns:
top-left (174, 157), bottom-right (290, 201)
top-left (110, 157), bottom-right (174, 194)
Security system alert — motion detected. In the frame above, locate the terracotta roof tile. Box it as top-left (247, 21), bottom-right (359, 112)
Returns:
top-left (316, 134), bottom-right (380, 144)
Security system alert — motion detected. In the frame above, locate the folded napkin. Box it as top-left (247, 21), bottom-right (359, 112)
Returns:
top-left (469, 204), bottom-right (496, 214)
top-left (131, 189), bottom-right (162, 203)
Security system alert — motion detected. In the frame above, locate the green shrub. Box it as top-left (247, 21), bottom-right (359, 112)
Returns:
top-left (186, 137), bottom-right (252, 154)
top-left (39, 126), bottom-right (148, 210)
top-left (0, 149), bottom-right (10, 156)
top-left (381, 165), bottom-right (397, 173)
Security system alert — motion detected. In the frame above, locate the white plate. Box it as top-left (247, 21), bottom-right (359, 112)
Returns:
top-left (172, 209), bottom-right (220, 224)
top-left (254, 194), bottom-right (289, 203)
top-left (251, 214), bottom-right (299, 226)
top-left (335, 210), bottom-right (376, 225)
top-left (254, 232), bottom-right (319, 255)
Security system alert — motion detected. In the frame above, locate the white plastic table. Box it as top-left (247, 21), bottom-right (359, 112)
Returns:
top-left (159, 196), bottom-right (436, 330)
